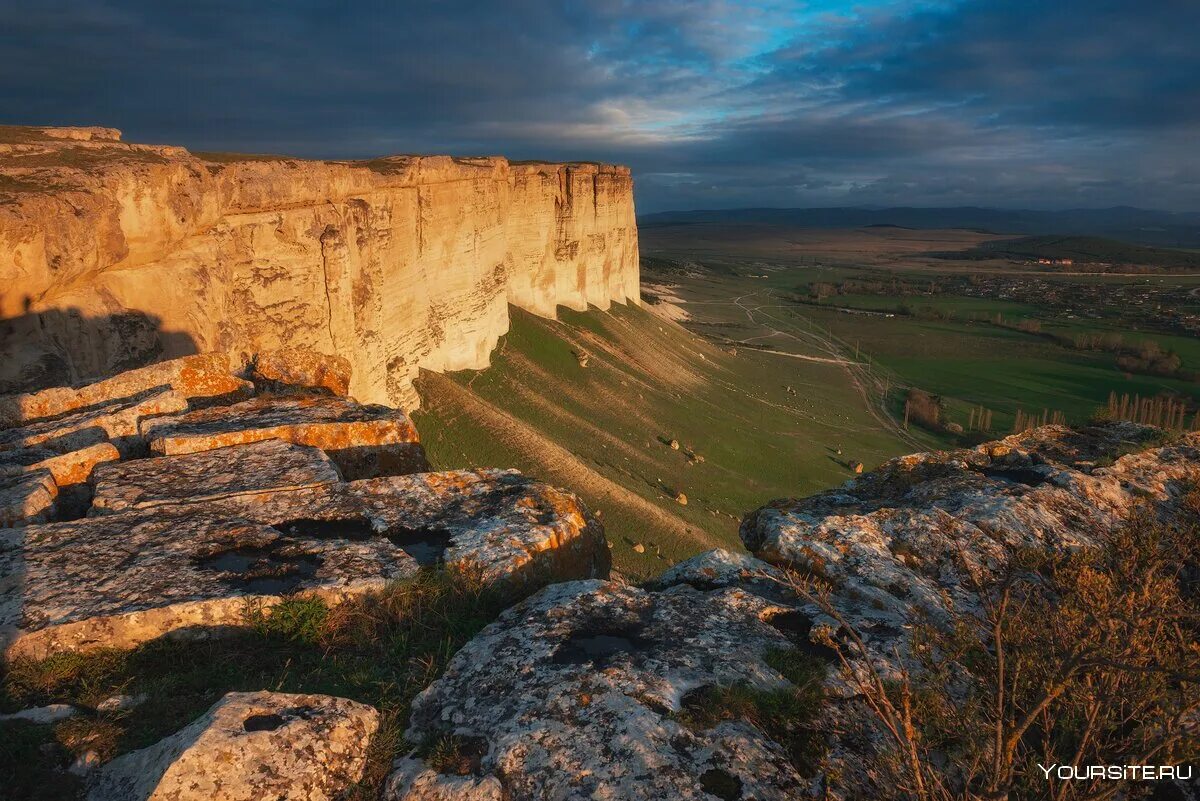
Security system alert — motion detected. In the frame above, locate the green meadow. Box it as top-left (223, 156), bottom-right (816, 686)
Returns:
top-left (414, 302), bottom-right (913, 579)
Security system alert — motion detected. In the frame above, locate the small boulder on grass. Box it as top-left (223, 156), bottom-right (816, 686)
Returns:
top-left (86, 691), bottom-right (378, 801)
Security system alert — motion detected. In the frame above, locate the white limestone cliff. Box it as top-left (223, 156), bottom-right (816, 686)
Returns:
top-left (0, 126), bottom-right (639, 408)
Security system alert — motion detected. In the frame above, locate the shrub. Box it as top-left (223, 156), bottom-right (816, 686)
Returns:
top-left (903, 389), bottom-right (945, 432)
top-left (781, 491), bottom-right (1200, 800)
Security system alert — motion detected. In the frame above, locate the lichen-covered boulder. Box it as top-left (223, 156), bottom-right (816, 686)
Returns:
top-left (0, 353), bottom-right (250, 429)
top-left (741, 424), bottom-right (1200, 650)
top-left (5, 442), bottom-right (121, 488)
top-left (652, 547), bottom-right (787, 593)
top-left (141, 395), bottom-right (428, 479)
top-left (386, 580), bottom-right (821, 801)
top-left (90, 439), bottom-right (342, 514)
top-left (0, 442), bottom-right (121, 522)
top-left (87, 691), bottom-right (378, 801)
top-left (2, 467), bottom-right (608, 658)
top-left (733, 424), bottom-right (1200, 796)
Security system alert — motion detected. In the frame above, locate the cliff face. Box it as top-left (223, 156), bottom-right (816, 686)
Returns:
top-left (0, 126), bottom-right (639, 408)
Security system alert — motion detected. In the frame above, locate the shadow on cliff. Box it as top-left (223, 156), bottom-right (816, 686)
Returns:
top-left (0, 294), bottom-right (199, 395)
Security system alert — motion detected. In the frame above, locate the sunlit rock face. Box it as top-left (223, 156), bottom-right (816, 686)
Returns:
top-left (0, 352), bottom-right (609, 659)
top-left (386, 580), bottom-right (816, 801)
top-left (0, 126), bottom-right (639, 408)
top-left (87, 691), bottom-right (379, 801)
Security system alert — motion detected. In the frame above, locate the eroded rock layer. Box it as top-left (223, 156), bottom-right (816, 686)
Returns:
top-left (0, 353), bottom-right (609, 660)
top-left (739, 422), bottom-right (1200, 672)
top-left (0, 126), bottom-right (640, 408)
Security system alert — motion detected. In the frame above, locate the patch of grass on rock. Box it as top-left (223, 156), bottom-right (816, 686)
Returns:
top-left (677, 647), bottom-right (828, 776)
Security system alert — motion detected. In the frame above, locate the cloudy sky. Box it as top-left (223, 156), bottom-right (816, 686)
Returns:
top-left (2, 0), bottom-right (1196, 212)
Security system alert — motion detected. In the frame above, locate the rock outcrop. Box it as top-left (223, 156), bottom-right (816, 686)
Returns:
top-left (0, 353), bottom-right (609, 660)
top-left (0, 126), bottom-right (639, 408)
top-left (3, 507), bottom-right (421, 660)
top-left (89, 440), bottom-right (342, 513)
top-left (87, 691), bottom-right (378, 801)
top-left (387, 580), bottom-right (819, 801)
top-left (729, 423), bottom-right (1200, 795)
top-left (384, 424), bottom-right (1200, 800)
top-left (0, 353), bottom-right (251, 429)
top-left (142, 395), bottom-right (429, 479)
top-left (740, 423), bottom-right (1200, 674)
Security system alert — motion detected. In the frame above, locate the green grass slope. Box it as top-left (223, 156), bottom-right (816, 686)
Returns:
top-left (413, 303), bottom-right (914, 580)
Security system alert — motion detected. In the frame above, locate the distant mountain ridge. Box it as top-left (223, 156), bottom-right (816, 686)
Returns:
top-left (639, 206), bottom-right (1200, 248)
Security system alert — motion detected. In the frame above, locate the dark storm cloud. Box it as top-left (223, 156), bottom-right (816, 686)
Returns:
top-left (0, 0), bottom-right (1196, 210)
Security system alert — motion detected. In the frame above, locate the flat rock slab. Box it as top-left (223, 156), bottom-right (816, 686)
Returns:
top-left (90, 439), bottom-right (342, 514)
top-left (0, 469), bottom-right (57, 527)
top-left (142, 396), bottom-right (428, 479)
top-left (200, 469), bottom-right (610, 595)
top-left (0, 388), bottom-right (188, 457)
top-left (1, 442), bottom-right (121, 487)
top-left (87, 691), bottom-right (378, 801)
top-left (0, 353), bottom-right (250, 428)
top-left (387, 580), bottom-right (818, 801)
top-left (1, 507), bottom-right (420, 660)
top-left (1, 468), bottom-right (606, 658)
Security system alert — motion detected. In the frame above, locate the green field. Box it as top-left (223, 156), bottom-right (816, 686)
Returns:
top-left (640, 224), bottom-right (1200, 467)
top-left (414, 303), bottom-right (914, 579)
top-left (808, 292), bottom-right (1041, 320)
top-left (798, 305), bottom-right (1200, 431)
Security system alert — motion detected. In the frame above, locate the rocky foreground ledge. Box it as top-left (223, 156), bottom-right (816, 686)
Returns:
top-left (0, 352), bottom-right (609, 664)
top-left (2, 364), bottom-right (1196, 801)
top-left (384, 423), bottom-right (1200, 801)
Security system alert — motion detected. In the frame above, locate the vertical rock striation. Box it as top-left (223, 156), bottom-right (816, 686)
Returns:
top-left (0, 127), bottom-right (639, 408)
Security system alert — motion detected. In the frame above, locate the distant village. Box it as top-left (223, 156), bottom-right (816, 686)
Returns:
top-left (951, 273), bottom-right (1200, 337)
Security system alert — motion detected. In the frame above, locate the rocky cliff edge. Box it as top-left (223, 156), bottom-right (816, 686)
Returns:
top-left (0, 126), bottom-right (640, 408)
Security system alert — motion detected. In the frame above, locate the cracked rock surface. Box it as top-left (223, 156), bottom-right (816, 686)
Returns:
top-left (741, 423), bottom-right (1200, 667)
top-left (87, 691), bottom-right (379, 801)
top-left (0, 388), bottom-right (187, 458)
top-left (186, 469), bottom-right (611, 595)
top-left (387, 579), bottom-right (819, 801)
top-left (90, 439), bottom-right (342, 513)
top-left (0, 470), bottom-right (57, 527)
top-left (0, 353), bottom-right (251, 429)
top-left (732, 423), bottom-right (1200, 796)
top-left (142, 395), bottom-right (429, 479)
top-left (1, 505), bottom-right (420, 659)
top-left (3, 455), bottom-right (606, 657)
